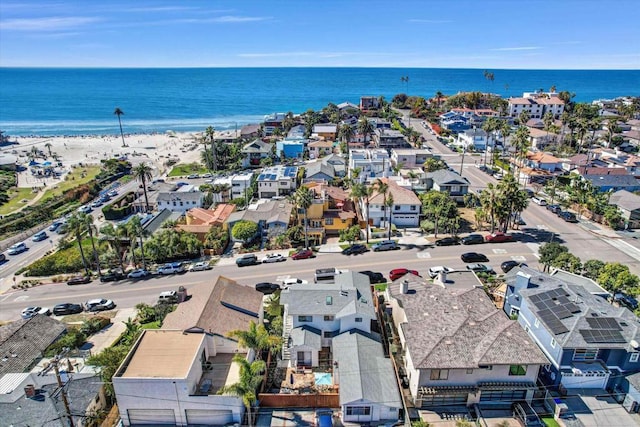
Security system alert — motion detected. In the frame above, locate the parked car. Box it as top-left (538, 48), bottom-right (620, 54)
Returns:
top-left (428, 266), bottom-right (454, 278)
top-left (315, 409), bottom-right (334, 427)
top-left (291, 249), bottom-right (314, 260)
top-left (372, 240), bottom-right (399, 252)
top-left (255, 282), bottom-right (281, 294)
top-left (127, 268), bottom-right (150, 279)
top-left (52, 303), bottom-right (83, 316)
top-left (261, 253), bottom-right (286, 263)
top-left (512, 401), bottom-right (544, 427)
top-left (21, 306), bottom-right (51, 319)
top-left (531, 196), bottom-right (547, 206)
top-left (0, 253), bottom-right (5, 262)
top-left (484, 232), bottom-right (514, 243)
top-left (100, 271), bottom-right (126, 282)
top-left (189, 261), bottom-right (212, 272)
top-left (466, 263), bottom-right (495, 274)
top-left (435, 237), bottom-right (460, 246)
top-left (158, 291), bottom-right (179, 304)
top-left (461, 252), bottom-right (489, 263)
top-left (8, 242), bottom-right (27, 255)
top-left (32, 231), bottom-right (48, 242)
top-left (236, 254), bottom-right (259, 267)
top-left (389, 268), bottom-right (421, 281)
top-left (49, 221), bottom-right (63, 232)
top-left (342, 244), bottom-right (368, 255)
top-left (157, 262), bottom-right (185, 274)
top-left (187, 174), bottom-right (199, 179)
top-left (461, 234), bottom-right (484, 245)
top-left (546, 204), bottom-right (562, 214)
top-left (90, 200), bottom-right (103, 208)
top-left (614, 292), bottom-right (639, 310)
top-left (282, 278), bottom-right (309, 287)
top-left (85, 298), bottom-right (116, 312)
top-left (559, 211), bottom-right (578, 223)
top-left (77, 205), bottom-right (92, 214)
top-left (107, 189), bottom-right (119, 197)
top-left (358, 270), bottom-right (386, 284)
top-left (501, 260), bottom-right (527, 273)
top-left (67, 275), bottom-right (93, 285)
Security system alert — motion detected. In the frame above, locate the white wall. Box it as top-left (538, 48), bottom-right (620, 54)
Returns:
top-left (338, 313), bottom-right (373, 334)
top-left (341, 398), bottom-right (400, 423)
top-left (418, 364), bottom-right (540, 388)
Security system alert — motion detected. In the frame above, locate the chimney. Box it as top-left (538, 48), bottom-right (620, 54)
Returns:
top-left (400, 280), bottom-right (409, 294)
top-left (24, 384), bottom-right (36, 398)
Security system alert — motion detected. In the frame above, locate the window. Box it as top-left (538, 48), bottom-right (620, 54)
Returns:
top-left (325, 218), bottom-right (333, 225)
top-left (323, 331), bottom-right (332, 338)
top-left (410, 205), bottom-right (416, 211)
top-left (630, 352), bottom-right (639, 363)
top-left (534, 317), bottom-right (540, 328)
top-left (395, 205), bottom-right (400, 211)
top-left (509, 365), bottom-right (527, 376)
top-left (346, 406), bottom-right (371, 416)
top-left (466, 369), bottom-right (473, 374)
top-left (324, 315), bottom-right (334, 321)
top-left (430, 369), bottom-right (449, 380)
top-left (298, 316), bottom-right (312, 322)
top-left (510, 308), bottom-right (520, 317)
top-left (574, 349), bottom-right (598, 361)
top-left (550, 338), bottom-right (556, 348)
top-left (355, 317), bottom-right (362, 323)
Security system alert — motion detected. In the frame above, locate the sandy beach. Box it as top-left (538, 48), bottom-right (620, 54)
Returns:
top-left (2, 131), bottom-right (229, 188)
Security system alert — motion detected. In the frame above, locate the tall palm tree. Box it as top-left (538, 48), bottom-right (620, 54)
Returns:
top-left (357, 117), bottom-right (374, 147)
top-left (338, 123), bottom-right (355, 163)
top-left (114, 107), bottom-right (127, 147)
top-left (499, 119), bottom-right (512, 164)
top-left (512, 126), bottom-right (531, 185)
top-left (67, 213), bottom-right (90, 276)
top-left (294, 186), bottom-right (314, 249)
top-left (351, 183), bottom-right (374, 243)
top-left (44, 142), bottom-right (52, 157)
top-left (218, 355), bottom-right (265, 427)
top-left (385, 194), bottom-right (394, 239)
top-left (227, 321), bottom-right (281, 363)
top-left (482, 117), bottom-right (499, 168)
top-left (83, 214), bottom-right (102, 278)
top-left (133, 163), bottom-right (153, 212)
top-left (127, 216), bottom-right (147, 269)
top-left (375, 179), bottom-right (389, 232)
top-left (479, 183), bottom-right (500, 232)
top-left (100, 223), bottom-right (126, 272)
top-left (205, 126), bottom-right (217, 172)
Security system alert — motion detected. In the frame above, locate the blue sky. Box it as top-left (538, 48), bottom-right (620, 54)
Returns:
top-left (1, 0), bottom-right (638, 69)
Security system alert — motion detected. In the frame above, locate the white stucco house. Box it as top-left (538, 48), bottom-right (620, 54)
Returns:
top-left (156, 185), bottom-right (204, 213)
top-left (361, 178), bottom-right (421, 228)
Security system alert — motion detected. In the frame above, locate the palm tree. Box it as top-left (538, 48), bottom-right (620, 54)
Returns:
top-left (294, 186), bottom-right (314, 249)
top-left (400, 75), bottom-right (409, 93)
top-left (499, 119), bottom-right (512, 163)
top-left (227, 321), bottom-right (281, 364)
top-left (482, 117), bottom-right (499, 168)
top-left (44, 142), bottom-right (52, 157)
top-left (385, 194), bottom-right (394, 239)
top-left (479, 183), bottom-right (500, 232)
top-left (100, 223), bottom-right (126, 272)
top-left (512, 126), bottom-right (531, 185)
top-left (218, 355), bottom-right (265, 427)
top-left (357, 116), bottom-right (374, 146)
top-left (67, 213), bottom-right (90, 276)
top-left (127, 216), bottom-right (147, 269)
top-left (83, 214), bottom-right (102, 278)
top-left (375, 179), bottom-right (389, 232)
top-left (351, 183), bottom-right (374, 243)
top-left (204, 126), bottom-right (217, 172)
top-left (338, 123), bottom-right (355, 163)
top-left (114, 107), bottom-right (127, 147)
top-left (133, 163), bottom-right (153, 212)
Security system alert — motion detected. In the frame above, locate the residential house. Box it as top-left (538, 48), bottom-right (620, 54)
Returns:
top-left (313, 123), bottom-right (338, 140)
top-left (424, 169), bottom-right (470, 203)
top-left (276, 137), bottom-right (305, 160)
top-left (225, 199), bottom-right (293, 242)
top-left (157, 184), bottom-right (204, 214)
top-left (263, 112), bottom-right (286, 135)
top-left (391, 148), bottom-right (432, 168)
top-left (257, 165), bottom-right (298, 199)
top-left (297, 183), bottom-right (357, 244)
top-left (304, 161), bottom-right (336, 183)
top-left (508, 92), bottom-right (565, 119)
top-left (210, 171), bottom-right (253, 203)
top-left (373, 128), bottom-right (410, 149)
top-left (360, 96), bottom-right (380, 111)
top-left (456, 128), bottom-right (491, 151)
top-left (308, 140), bottom-right (334, 159)
top-left (348, 149), bottom-right (391, 180)
top-left (384, 275), bottom-right (549, 408)
top-left (440, 112), bottom-right (470, 133)
top-left (503, 266), bottom-right (640, 390)
top-left (370, 118), bottom-right (392, 129)
top-left (597, 151), bottom-right (640, 175)
top-left (337, 101), bottom-right (358, 112)
top-left (452, 107), bottom-right (499, 118)
top-left (0, 315), bottom-right (66, 377)
top-left (1, 373), bottom-right (105, 427)
top-left (240, 123), bottom-right (260, 140)
top-left (287, 124), bottom-right (306, 139)
top-left (609, 190), bottom-right (640, 229)
top-left (524, 151), bottom-right (560, 173)
top-left (242, 139), bottom-right (272, 168)
top-left (177, 203), bottom-right (236, 241)
top-left (362, 178), bottom-right (421, 228)
top-left (528, 127), bottom-right (556, 149)
top-left (583, 174), bottom-right (640, 192)
top-left (323, 154), bottom-right (347, 177)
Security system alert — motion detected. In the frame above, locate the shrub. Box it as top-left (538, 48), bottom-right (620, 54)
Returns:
top-left (80, 316), bottom-right (111, 335)
top-left (46, 328), bottom-right (87, 356)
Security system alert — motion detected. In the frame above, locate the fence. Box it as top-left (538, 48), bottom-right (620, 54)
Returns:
top-left (258, 393), bottom-right (339, 408)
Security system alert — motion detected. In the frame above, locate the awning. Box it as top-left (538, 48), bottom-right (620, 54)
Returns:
top-left (419, 385), bottom-right (478, 396)
top-left (478, 381), bottom-right (536, 390)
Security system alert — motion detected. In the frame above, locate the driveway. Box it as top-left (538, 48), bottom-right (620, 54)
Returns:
top-left (563, 389), bottom-right (640, 427)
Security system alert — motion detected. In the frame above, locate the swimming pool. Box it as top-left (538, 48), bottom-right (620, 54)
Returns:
top-left (314, 372), bottom-right (332, 386)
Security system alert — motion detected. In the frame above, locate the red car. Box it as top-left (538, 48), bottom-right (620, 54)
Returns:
top-left (484, 232), bottom-right (514, 243)
top-left (291, 249), bottom-right (315, 260)
top-left (389, 268), bottom-right (421, 281)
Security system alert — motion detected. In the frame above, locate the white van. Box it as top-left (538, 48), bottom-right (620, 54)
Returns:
top-left (531, 196), bottom-right (547, 206)
top-left (158, 291), bottom-right (179, 304)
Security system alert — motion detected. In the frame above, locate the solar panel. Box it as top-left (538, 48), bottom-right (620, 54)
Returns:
top-left (530, 294), bottom-right (543, 303)
top-left (547, 319), bottom-right (570, 335)
top-left (565, 303), bottom-right (581, 313)
top-left (557, 295), bottom-right (570, 305)
top-left (586, 317), bottom-right (621, 330)
top-left (555, 307), bottom-right (573, 319)
top-left (580, 329), bottom-right (626, 344)
top-left (537, 309), bottom-right (555, 321)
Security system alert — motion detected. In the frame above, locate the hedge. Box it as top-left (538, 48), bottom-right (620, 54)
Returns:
top-left (102, 191), bottom-right (135, 220)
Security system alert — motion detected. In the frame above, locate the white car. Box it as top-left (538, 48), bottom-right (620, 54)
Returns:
top-left (8, 242), bottom-right (27, 255)
top-left (86, 298), bottom-right (115, 312)
top-left (78, 205), bottom-right (92, 214)
top-left (189, 261), bottom-right (212, 272)
top-left (127, 268), bottom-right (150, 279)
top-left (261, 253), bottom-right (286, 263)
top-left (21, 306), bottom-right (51, 319)
top-left (428, 266), bottom-right (454, 278)
top-left (282, 278), bottom-right (309, 287)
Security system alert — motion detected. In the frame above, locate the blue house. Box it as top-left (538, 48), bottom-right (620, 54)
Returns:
top-left (584, 174), bottom-right (640, 193)
top-left (504, 266), bottom-right (640, 391)
top-left (440, 112), bottom-right (471, 134)
top-left (276, 138), bottom-right (305, 159)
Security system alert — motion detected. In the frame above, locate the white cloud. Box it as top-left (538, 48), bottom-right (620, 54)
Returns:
top-left (0, 16), bottom-right (100, 31)
top-left (490, 46), bottom-right (542, 51)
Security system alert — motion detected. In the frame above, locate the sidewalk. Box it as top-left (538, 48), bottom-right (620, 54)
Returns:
top-left (85, 307), bottom-right (137, 354)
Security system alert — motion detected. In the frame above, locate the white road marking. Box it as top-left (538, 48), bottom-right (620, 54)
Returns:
top-left (492, 248), bottom-right (507, 254)
top-left (536, 224), bottom-right (548, 230)
top-left (511, 255), bottom-right (527, 262)
top-left (417, 252), bottom-right (431, 259)
top-left (14, 295), bottom-right (29, 302)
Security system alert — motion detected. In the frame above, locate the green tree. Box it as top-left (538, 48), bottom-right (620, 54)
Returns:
top-left (421, 191), bottom-right (457, 237)
top-left (87, 345), bottom-right (131, 398)
top-left (67, 213), bottom-right (90, 276)
top-left (133, 162), bottom-right (153, 212)
top-left (232, 220), bottom-right (258, 242)
top-left (339, 225), bottom-right (361, 245)
top-left (114, 107), bottom-right (127, 147)
top-left (218, 355), bottom-right (266, 427)
top-left (127, 215), bottom-right (148, 269)
top-left (375, 179), bottom-right (389, 234)
top-left (423, 157), bottom-right (447, 172)
top-left (227, 321), bottom-right (282, 362)
top-left (83, 213), bottom-right (102, 277)
top-left (100, 223), bottom-right (126, 272)
top-left (479, 183), bottom-right (500, 232)
top-left (357, 116), bottom-right (374, 145)
top-left (294, 186), bottom-right (314, 249)
top-left (539, 242), bottom-right (569, 272)
top-left (598, 262), bottom-right (640, 293)
top-left (385, 194), bottom-right (395, 239)
top-left (550, 253), bottom-right (582, 273)
top-left (351, 182), bottom-right (374, 243)
top-left (204, 225), bottom-right (229, 253)
top-left (583, 259), bottom-right (605, 280)
top-left (338, 123), bottom-right (355, 162)
top-left (482, 117), bottom-right (500, 167)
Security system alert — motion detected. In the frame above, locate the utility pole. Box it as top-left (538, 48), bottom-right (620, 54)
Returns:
top-left (52, 356), bottom-right (75, 427)
top-left (459, 146), bottom-right (466, 176)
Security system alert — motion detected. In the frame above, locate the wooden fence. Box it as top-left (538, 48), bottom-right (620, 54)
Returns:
top-left (258, 392), bottom-right (339, 408)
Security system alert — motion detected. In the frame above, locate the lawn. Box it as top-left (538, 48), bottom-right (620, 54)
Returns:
top-left (141, 320), bottom-right (161, 329)
top-left (167, 162), bottom-right (208, 177)
top-left (0, 187), bottom-right (38, 215)
top-left (42, 165), bottom-right (102, 199)
top-left (541, 417), bottom-right (560, 427)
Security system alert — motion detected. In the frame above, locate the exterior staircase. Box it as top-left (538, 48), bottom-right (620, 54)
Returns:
top-left (282, 314), bottom-right (293, 361)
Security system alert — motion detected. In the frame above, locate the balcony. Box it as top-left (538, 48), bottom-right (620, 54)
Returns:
top-left (194, 353), bottom-right (238, 396)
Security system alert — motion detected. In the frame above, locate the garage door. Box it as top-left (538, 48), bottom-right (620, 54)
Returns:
top-left (185, 409), bottom-right (234, 426)
top-left (127, 409), bottom-right (176, 425)
top-left (392, 215), bottom-right (418, 227)
top-left (421, 394), bottom-right (468, 407)
top-left (561, 372), bottom-right (608, 389)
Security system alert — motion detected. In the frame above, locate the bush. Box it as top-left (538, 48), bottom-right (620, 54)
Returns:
top-left (23, 239), bottom-right (99, 276)
top-left (80, 316), bottom-right (111, 335)
top-left (102, 192), bottom-right (135, 220)
top-left (46, 328), bottom-right (87, 356)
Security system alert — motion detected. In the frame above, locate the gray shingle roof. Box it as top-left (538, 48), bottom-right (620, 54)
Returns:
top-left (242, 139), bottom-right (271, 153)
top-left (226, 199), bottom-right (293, 227)
top-left (609, 189), bottom-right (640, 211)
top-left (0, 316), bottom-right (66, 376)
top-left (388, 282), bottom-right (548, 369)
top-left (332, 330), bottom-right (402, 408)
top-left (585, 174), bottom-right (640, 188)
top-left (305, 161), bottom-right (335, 180)
top-left (290, 326), bottom-right (322, 348)
top-left (425, 169), bottom-right (470, 186)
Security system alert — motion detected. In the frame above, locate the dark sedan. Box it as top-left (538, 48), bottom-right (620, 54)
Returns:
top-left (461, 234), bottom-right (485, 245)
top-left (67, 276), bottom-right (92, 286)
top-left (461, 252), bottom-right (489, 263)
top-left (100, 271), bottom-right (126, 283)
top-left (358, 270), bottom-right (386, 284)
top-left (53, 303), bottom-right (84, 316)
top-left (501, 260), bottom-right (528, 273)
top-left (435, 237), bottom-right (460, 246)
top-left (342, 244), bottom-right (369, 255)
top-left (255, 282), bottom-right (281, 295)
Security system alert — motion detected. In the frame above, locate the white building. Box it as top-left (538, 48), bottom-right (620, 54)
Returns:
top-left (211, 171), bottom-right (253, 203)
top-left (456, 128), bottom-right (492, 151)
top-left (348, 149), bottom-right (391, 180)
top-left (257, 165), bottom-right (298, 199)
top-left (508, 92), bottom-right (565, 119)
top-left (361, 178), bottom-right (421, 228)
top-left (156, 185), bottom-right (204, 213)
top-left (390, 148), bottom-right (432, 168)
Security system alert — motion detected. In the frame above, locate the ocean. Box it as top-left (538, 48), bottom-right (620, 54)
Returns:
top-left (0, 67), bottom-right (639, 136)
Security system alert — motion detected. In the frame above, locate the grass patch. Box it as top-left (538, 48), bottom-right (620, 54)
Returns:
top-left (140, 321), bottom-right (161, 329)
top-left (42, 165), bottom-right (101, 200)
top-left (61, 311), bottom-right (117, 324)
top-left (541, 417), bottom-right (560, 427)
top-left (0, 187), bottom-right (38, 215)
top-left (374, 283), bottom-right (388, 292)
top-left (167, 162), bottom-right (208, 177)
